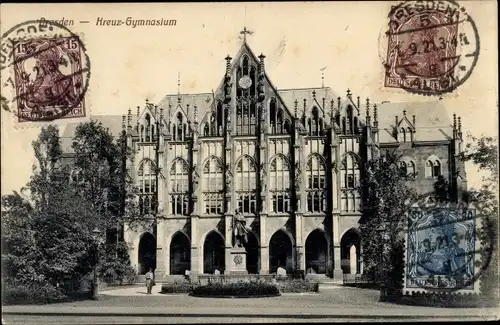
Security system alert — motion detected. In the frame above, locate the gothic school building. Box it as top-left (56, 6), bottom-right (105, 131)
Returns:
top-left (63, 36), bottom-right (466, 281)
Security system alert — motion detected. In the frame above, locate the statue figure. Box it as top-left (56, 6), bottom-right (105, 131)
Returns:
top-left (233, 209), bottom-right (251, 248)
top-left (260, 169), bottom-right (267, 192)
top-left (225, 170), bottom-right (232, 191)
top-left (192, 170), bottom-right (199, 191)
top-left (295, 163), bottom-right (302, 189)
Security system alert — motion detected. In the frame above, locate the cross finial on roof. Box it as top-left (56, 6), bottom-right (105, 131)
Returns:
top-left (403, 109), bottom-right (406, 116)
top-left (346, 89), bottom-right (351, 98)
top-left (240, 26), bottom-right (253, 43)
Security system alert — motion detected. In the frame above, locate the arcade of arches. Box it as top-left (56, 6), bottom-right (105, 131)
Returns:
top-left (136, 228), bottom-right (362, 276)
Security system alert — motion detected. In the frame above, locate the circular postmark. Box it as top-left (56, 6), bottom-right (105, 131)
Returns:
top-left (381, 0), bottom-right (479, 96)
top-left (404, 193), bottom-right (494, 294)
top-left (1, 18), bottom-right (91, 123)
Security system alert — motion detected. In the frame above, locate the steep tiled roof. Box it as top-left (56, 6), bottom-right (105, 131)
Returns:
top-left (375, 101), bottom-right (453, 143)
top-left (60, 99), bottom-right (453, 152)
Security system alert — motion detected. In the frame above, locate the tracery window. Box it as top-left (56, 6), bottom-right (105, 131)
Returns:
top-left (170, 158), bottom-right (189, 215)
top-left (340, 153), bottom-right (361, 212)
top-left (206, 101), bottom-right (224, 137)
top-left (306, 154), bottom-right (326, 213)
top-left (140, 113), bottom-right (156, 142)
top-left (269, 155), bottom-right (291, 213)
top-left (172, 113), bottom-right (187, 141)
top-left (308, 107), bottom-right (323, 136)
top-left (235, 156), bottom-right (257, 214)
top-left (236, 55), bottom-right (257, 136)
top-left (138, 159), bottom-right (157, 215)
top-left (203, 156), bottom-right (224, 215)
top-left (270, 99), bottom-right (286, 134)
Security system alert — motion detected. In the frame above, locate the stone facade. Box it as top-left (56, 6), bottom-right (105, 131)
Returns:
top-left (63, 38), bottom-right (466, 282)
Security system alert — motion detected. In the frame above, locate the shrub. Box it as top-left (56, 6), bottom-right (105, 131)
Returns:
top-left (2, 280), bottom-right (65, 305)
top-left (161, 281), bottom-right (195, 294)
top-left (191, 281), bottom-right (280, 297)
top-left (276, 279), bottom-right (319, 293)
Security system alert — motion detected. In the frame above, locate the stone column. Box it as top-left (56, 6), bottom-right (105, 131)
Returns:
top-left (224, 213), bottom-right (233, 274)
top-left (259, 213), bottom-right (269, 274)
top-left (295, 213), bottom-right (305, 273)
top-left (190, 215), bottom-right (199, 281)
top-left (332, 214), bottom-right (343, 281)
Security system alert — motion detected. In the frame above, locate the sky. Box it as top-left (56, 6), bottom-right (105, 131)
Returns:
top-left (1, 1), bottom-right (498, 194)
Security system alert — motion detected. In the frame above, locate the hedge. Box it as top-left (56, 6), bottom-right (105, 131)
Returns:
top-left (161, 281), bottom-right (194, 294)
top-left (190, 281), bottom-right (280, 297)
top-left (276, 279), bottom-right (319, 293)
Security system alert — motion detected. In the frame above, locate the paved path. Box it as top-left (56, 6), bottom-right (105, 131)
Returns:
top-left (3, 286), bottom-right (499, 323)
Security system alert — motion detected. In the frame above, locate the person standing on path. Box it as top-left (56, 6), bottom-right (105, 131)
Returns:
top-left (145, 268), bottom-right (154, 294)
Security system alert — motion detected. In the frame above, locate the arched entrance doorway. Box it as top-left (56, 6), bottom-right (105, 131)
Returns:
top-left (305, 229), bottom-right (328, 274)
top-left (340, 228), bottom-right (361, 274)
top-left (244, 232), bottom-right (259, 274)
top-left (203, 231), bottom-right (225, 274)
top-left (269, 230), bottom-right (293, 274)
top-left (170, 232), bottom-right (191, 275)
top-left (138, 232), bottom-right (156, 275)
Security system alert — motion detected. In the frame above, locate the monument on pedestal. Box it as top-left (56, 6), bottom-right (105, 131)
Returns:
top-left (230, 210), bottom-right (251, 275)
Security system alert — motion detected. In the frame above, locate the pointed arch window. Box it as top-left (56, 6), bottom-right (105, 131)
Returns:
top-left (203, 157), bottom-right (223, 215)
top-left (235, 156), bottom-right (257, 214)
top-left (346, 106), bottom-right (353, 134)
top-left (172, 113), bottom-right (187, 141)
top-left (208, 101), bottom-right (224, 137)
top-left (306, 155), bottom-right (326, 213)
top-left (340, 153), bottom-right (361, 212)
top-left (137, 159), bottom-right (157, 215)
top-left (269, 155), bottom-right (291, 213)
top-left (308, 107), bottom-right (323, 136)
top-left (425, 157), bottom-right (441, 178)
top-left (242, 55), bottom-right (249, 75)
top-left (170, 158), bottom-right (189, 215)
top-left (401, 128), bottom-right (407, 143)
top-left (400, 161), bottom-right (408, 175)
top-left (270, 98), bottom-right (286, 134)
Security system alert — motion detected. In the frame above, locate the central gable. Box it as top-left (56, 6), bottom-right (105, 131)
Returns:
top-left (201, 41), bottom-right (295, 133)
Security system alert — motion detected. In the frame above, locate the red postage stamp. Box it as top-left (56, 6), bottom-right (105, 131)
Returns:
top-left (12, 36), bottom-right (87, 123)
top-left (384, 0), bottom-right (479, 95)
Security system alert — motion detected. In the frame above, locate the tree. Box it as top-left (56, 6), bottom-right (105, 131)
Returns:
top-left (461, 135), bottom-right (498, 300)
top-left (359, 149), bottom-right (418, 298)
top-left (432, 175), bottom-right (450, 203)
top-left (2, 126), bottom-right (98, 302)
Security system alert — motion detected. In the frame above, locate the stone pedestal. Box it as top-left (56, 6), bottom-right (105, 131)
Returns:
top-left (229, 246), bottom-right (248, 275)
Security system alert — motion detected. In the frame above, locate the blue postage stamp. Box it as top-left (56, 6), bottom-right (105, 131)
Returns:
top-left (404, 203), bottom-right (479, 293)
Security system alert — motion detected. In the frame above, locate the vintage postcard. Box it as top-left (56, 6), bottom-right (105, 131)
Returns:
top-left (1, 1), bottom-right (498, 323)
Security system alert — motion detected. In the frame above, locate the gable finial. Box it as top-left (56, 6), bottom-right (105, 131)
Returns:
top-left (312, 90), bottom-right (316, 99)
top-left (240, 26), bottom-right (253, 43)
top-left (366, 98), bottom-right (370, 114)
top-left (403, 109), bottom-right (407, 116)
top-left (177, 72), bottom-right (181, 103)
top-left (320, 66), bottom-right (326, 88)
top-left (127, 108), bottom-right (132, 129)
top-left (346, 88), bottom-right (351, 99)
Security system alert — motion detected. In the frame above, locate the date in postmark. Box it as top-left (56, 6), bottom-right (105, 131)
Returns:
top-left (1, 19), bottom-right (91, 126)
top-left (384, 0), bottom-right (479, 96)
